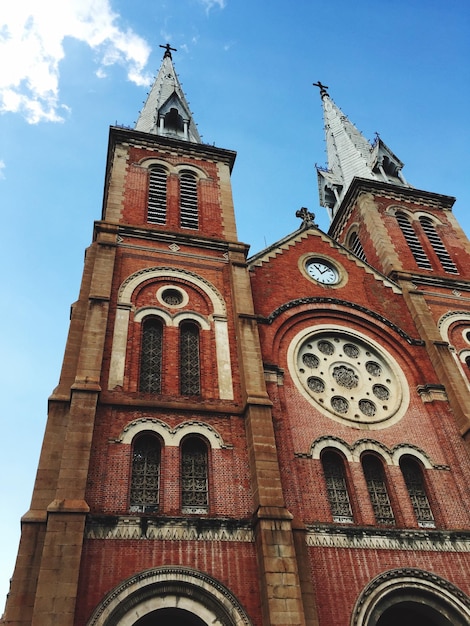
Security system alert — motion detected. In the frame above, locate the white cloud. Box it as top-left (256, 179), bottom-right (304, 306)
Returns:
top-left (200, 0), bottom-right (226, 13)
top-left (0, 160), bottom-right (5, 179)
top-left (0, 0), bottom-right (151, 124)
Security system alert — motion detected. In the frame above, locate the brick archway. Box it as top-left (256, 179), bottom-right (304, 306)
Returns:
top-left (351, 568), bottom-right (470, 626)
top-left (86, 566), bottom-right (253, 626)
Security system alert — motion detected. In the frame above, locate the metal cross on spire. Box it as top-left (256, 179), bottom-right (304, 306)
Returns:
top-left (160, 43), bottom-right (177, 59)
top-left (313, 81), bottom-right (329, 98)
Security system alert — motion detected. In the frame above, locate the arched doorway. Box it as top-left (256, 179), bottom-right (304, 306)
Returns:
top-left (376, 600), bottom-right (453, 626)
top-left (86, 566), bottom-right (253, 626)
top-left (351, 568), bottom-right (470, 626)
top-left (134, 607), bottom-right (207, 626)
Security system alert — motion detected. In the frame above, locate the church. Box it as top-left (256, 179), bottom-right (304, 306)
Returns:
top-left (3, 45), bottom-right (470, 626)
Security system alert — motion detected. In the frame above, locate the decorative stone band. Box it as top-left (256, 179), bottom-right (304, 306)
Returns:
top-left (85, 516), bottom-right (254, 542)
top-left (306, 525), bottom-right (470, 552)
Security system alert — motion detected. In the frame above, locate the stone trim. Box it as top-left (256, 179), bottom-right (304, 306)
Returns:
top-left (306, 525), bottom-right (470, 552)
top-left (85, 516), bottom-right (254, 542)
top-left (260, 297), bottom-right (424, 346)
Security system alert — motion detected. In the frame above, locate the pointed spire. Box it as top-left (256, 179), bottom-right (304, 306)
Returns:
top-left (135, 44), bottom-right (201, 143)
top-left (314, 83), bottom-right (410, 220)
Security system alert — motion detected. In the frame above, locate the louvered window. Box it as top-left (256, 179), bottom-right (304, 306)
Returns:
top-left (181, 438), bottom-right (208, 513)
top-left (362, 455), bottom-right (395, 525)
top-left (147, 166), bottom-right (167, 224)
top-left (420, 217), bottom-right (458, 274)
top-left (180, 172), bottom-right (198, 229)
top-left (348, 232), bottom-right (367, 262)
top-left (130, 434), bottom-right (160, 513)
top-left (180, 322), bottom-right (200, 395)
top-left (139, 318), bottom-right (163, 393)
top-left (396, 212), bottom-right (432, 270)
top-left (400, 457), bottom-right (435, 528)
top-left (322, 451), bottom-right (354, 523)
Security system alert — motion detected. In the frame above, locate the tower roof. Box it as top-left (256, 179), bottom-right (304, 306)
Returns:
top-left (315, 83), bottom-right (410, 220)
top-left (135, 44), bottom-right (201, 143)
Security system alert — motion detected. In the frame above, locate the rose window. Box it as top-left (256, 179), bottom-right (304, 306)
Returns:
top-left (294, 330), bottom-right (406, 426)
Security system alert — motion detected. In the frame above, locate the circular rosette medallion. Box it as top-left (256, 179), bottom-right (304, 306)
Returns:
top-left (291, 328), bottom-right (408, 428)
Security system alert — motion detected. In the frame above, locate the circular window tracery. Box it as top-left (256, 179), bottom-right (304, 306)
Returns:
top-left (294, 329), bottom-right (407, 427)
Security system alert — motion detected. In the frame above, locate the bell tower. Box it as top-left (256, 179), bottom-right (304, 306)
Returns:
top-left (3, 46), bottom-right (309, 626)
top-left (315, 83), bottom-right (470, 441)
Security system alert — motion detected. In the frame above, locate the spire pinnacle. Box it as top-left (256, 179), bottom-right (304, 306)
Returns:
top-left (159, 43), bottom-right (177, 59)
top-left (315, 85), bottom-right (409, 221)
top-left (135, 45), bottom-right (201, 142)
top-left (313, 81), bottom-right (329, 98)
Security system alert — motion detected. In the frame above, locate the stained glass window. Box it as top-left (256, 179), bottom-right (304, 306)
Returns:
top-left (400, 457), bottom-right (435, 528)
top-left (140, 318), bottom-right (163, 393)
top-left (181, 438), bottom-right (208, 513)
top-left (322, 451), bottom-right (354, 523)
top-left (130, 434), bottom-right (161, 513)
top-left (180, 322), bottom-right (200, 395)
top-left (362, 455), bottom-right (395, 525)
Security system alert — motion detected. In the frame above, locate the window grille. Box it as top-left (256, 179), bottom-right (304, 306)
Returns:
top-left (139, 318), bottom-right (163, 393)
top-left (348, 232), bottom-right (367, 262)
top-left (420, 217), bottom-right (458, 274)
top-left (147, 166), bottom-right (167, 224)
top-left (400, 457), bottom-right (435, 528)
top-left (362, 455), bottom-right (395, 525)
top-left (322, 451), bottom-right (354, 523)
top-left (130, 434), bottom-right (160, 513)
top-left (396, 212), bottom-right (432, 270)
top-left (180, 322), bottom-right (200, 395)
top-left (181, 438), bottom-right (208, 513)
top-left (180, 172), bottom-right (198, 229)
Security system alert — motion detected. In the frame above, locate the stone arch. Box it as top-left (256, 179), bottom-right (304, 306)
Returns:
top-left (109, 267), bottom-right (233, 399)
top-left (310, 436), bottom-right (354, 461)
top-left (119, 418), bottom-right (227, 449)
top-left (86, 566), bottom-right (253, 626)
top-left (351, 568), bottom-right (470, 626)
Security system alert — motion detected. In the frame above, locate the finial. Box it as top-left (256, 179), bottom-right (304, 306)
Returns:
top-left (313, 81), bottom-right (329, 98)
top-left (160, 43), bottom-right (177, 59)
top-left (296, 207), bottom-right (317, 229)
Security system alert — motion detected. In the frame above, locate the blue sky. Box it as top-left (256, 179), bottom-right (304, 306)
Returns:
top-left (1, 0), bottom-right (469, 610)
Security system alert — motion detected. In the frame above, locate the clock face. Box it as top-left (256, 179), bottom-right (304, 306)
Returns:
top-left (306, 259), bottom-right (339, 284)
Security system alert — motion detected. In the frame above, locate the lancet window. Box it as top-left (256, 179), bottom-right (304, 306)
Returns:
top-left (180, 322), bottom-right (200, 395)
top-left (147, 166), bottom-right (167, 224)
top-left (181, 437), bottom-right (208, 513)
top-left (362, 455), bottom-right (395, 525)
top-left (180, 171), bottom-right (199, 229)
top-left (395, 211), bottom-right (432, 270)
top-left (400, 456), bottom-right (435, 528)
top-left (322, 450), bottom-right (354, 523)
top-left (130, 434), bottom-right (161, 513)
top-left (419, 216), bottom-right (458, 274)
top-left (348, 231), bottom-right (367, 262)
top-left (139, 318), bottom-right (163, 393)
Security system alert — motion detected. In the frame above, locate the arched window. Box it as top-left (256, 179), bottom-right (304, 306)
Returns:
top-left (362, 455), bottom-right (395, 525)
top-left (180, 322), bottom-right (200, 395)
top-left (419, 216), bottom-right (458, 274)
top-left (180, 172), bottom-right (198, 229)
top-left (396, 211), bottom-right (432, 270)
top-left (148, 166), bottom-right (167, 224)
top-left (130, 434), bottom-right (161, 513)
top-left (348, 231), bottom-right (367, 262)
top-left (181, 437), bottom-right (208, 513)
top-left (140, 318), bottom-right (163, 393)
top-left (400, 456), bottom-right (435, 528)
top-left (322, 450), bottom-right (354, 523)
